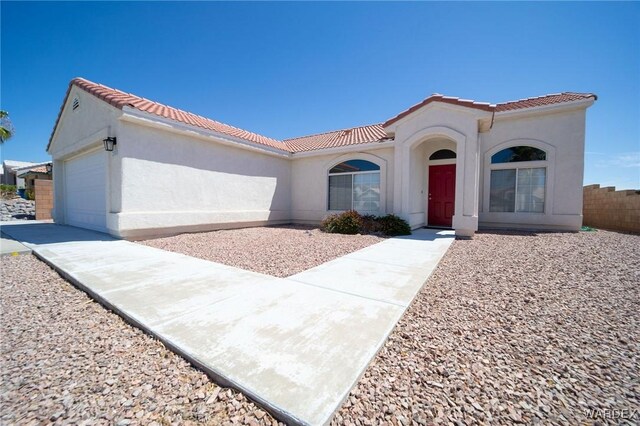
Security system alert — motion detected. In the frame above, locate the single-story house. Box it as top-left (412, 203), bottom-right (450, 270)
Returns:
top-left (16, 163), bottom-right (53, 193)
top-left (47, 78), bottom-right (596, 239)
top-left (1, 160), bottom-right (39, 188)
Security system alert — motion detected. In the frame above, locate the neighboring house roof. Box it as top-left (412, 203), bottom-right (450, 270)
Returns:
top-left (49, 78), bottom-right (285, 151)
top-left (383, 92), bottom-right (597, 127)
top-left (14, 161), bottom-right (52, 173)
top-left (49, 78), bottom-right (596, 154)
top-left (284, 124), bottom-right (389, 153)
top-left (17, 165), bottom-right (49, 177)
top-left (3, 160), bottom-right (38, 171)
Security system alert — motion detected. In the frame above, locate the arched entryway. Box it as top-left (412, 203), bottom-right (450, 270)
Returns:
top-left (396, 125), bottom-right (479, 237)
top-left (427, 149), bottom-right (456, 227)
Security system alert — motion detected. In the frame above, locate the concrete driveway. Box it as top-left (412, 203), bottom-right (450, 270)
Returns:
top-left (1, 222), bottom-right (454, 425)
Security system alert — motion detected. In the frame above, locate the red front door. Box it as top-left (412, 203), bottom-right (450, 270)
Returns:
top-left (428, 164), bottom-right (456, 227)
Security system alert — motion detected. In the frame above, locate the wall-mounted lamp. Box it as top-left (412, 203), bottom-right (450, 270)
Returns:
top-left (46, 163), bottom-right (53, 174)
top-left (103, 137), bottom-right (117, 152)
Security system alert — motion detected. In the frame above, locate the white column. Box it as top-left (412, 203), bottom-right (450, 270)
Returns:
top-left (393, 143), bottom-right (403, 215)
top-left (452, 132), bottom-right (480, 238)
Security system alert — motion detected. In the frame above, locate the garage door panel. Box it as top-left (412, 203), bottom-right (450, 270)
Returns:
top-left (64, 150), bottom-right (107, 232)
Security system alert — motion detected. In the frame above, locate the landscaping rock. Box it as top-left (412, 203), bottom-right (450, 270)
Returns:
top-left (333, 230), bottom-right (640, 425)
top-left (1, 198), bottom-right (35, 221)
top-left (2, 229), bottom-right (638, 425)
top-left (139, 225), bottom-right (385, 277)
top-left (0, 255), bottom-right (281, 425)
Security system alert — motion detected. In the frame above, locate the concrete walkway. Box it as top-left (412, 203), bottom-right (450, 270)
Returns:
top-left (0, 231), bottom-right (31, 256)
top-left (0, 222), bottom-right (454, 426)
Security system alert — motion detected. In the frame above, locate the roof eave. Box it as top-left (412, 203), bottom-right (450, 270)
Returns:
top-left (290, 139), bottom-right (396, 158)
top-left (47, 80), bottom-right (76, 153)
top-left (494, 97), bottom-right (596, 121)
top-left (47, 79), bottom-right (126, 154)
top-left (120, 107), bottom-right (292, 158)
top-left (383, 95), bottom-right (495, 129)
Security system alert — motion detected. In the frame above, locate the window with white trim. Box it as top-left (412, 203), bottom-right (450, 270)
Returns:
top-left (328, 160), bottom-right (380, 211)
top-left (489, 146), bottom-right (546, 213)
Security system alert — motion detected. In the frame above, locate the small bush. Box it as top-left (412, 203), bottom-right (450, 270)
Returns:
top-left (25, 189), bottom-right (35, 201)
top-left (360, 214), bottom-right (383, 234)
top-left (320, 211), bottom-right (411, 236)
top-left (0, 184), bottom-right (17, 199)
top-left (377, 214), bottom-right (412, 236)
top-left (320, 210), bottom-right (363, 234)
top-left (320, 214), bottom-right (338, 232)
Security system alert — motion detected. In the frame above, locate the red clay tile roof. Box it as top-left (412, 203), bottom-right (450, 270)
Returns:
top-left (29, 165), bottom-right (49, 174)
top-left (284, 124), bottom-right (389, 153)
top-left (383, 94), bottom-right (494, 127)
top-left (383, 92), bottom-right (596, 127)
top-left (48, 78), bottom-right (285, 151)
top-left (494, 92), bottom-right (597, 112)
top-left (16, 165), bottom-right (49, 177)
top-left (48, 78), bottom-right (596, 154)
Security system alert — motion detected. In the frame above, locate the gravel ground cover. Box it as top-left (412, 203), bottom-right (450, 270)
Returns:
top-left (139, 225), bottom-right (385, 277)
top-left (333, 230), bottom-right (640, 425)
top-left (0, 255), bottom-right (281, 426)
top-left (1, 198), bottom-right (35, 221)
top-left (2, 230), bottom-right (637, 425)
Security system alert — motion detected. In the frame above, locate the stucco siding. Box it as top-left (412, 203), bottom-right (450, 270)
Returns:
top-left (479, 108), bottom-right (588, 230)
top-left (49, 87), bottom-right (121, 159)
top-left (386, 103), bottom-right (489, 234)
top-left (290, 148), bottom-right (394, 224)
top-left (49, 89), bottom-right (122, 226)
top-left (111, 122), bottom-right (291, 238)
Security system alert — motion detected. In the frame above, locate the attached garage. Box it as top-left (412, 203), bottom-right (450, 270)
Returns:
top-left (63, 149), bottom-right (107, 232)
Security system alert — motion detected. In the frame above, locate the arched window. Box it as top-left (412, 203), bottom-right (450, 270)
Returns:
top-left (429, 149), bottom-right (456, 160)
top-left (491, 146), bottom-right (546, 163)
top-left (328, 160), bottom-right (380, 211)
top-left (489, 146), bottom-right (547, 213)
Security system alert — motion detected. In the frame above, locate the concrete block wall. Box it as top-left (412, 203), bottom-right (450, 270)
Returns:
top-left (35, 179), bottom-right (53, 220)
top-left (583, 184), bottom-right (640, 233)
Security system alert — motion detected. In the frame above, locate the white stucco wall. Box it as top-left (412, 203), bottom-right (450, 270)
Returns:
top-left (479, 108), bottom-right (588, 230)
top-left (385, 103), bottom-right (491, 235)
top-left (48, 87), bottom-right (122, 226)
top-left (110, 120), bottom-right (291, 238)
top-left (290, 148), bottom-right (394, 224)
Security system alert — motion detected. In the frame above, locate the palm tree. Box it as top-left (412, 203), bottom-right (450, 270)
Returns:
top-left (0, 110), bottom-right (15, 144)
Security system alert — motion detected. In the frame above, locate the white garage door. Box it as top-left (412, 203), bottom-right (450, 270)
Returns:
top-left (64, 149), bottom-right (107, 232)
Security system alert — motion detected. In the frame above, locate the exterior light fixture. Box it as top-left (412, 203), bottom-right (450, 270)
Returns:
top-left (46, 163), bottom-right (53, 174)
top-left (103, 137), bottom-right (117, 152)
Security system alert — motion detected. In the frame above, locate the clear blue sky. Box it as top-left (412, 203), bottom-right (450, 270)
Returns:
top-left (2, 2), bottom-right (639, 189)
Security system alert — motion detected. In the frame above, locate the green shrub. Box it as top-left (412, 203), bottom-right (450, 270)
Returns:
top-left (320, 210), bottom-right (363, 234)
top-left (360, 214), bottom-right (383, 234)
top-left (0, 184), bottom-right (16, 199)
top-left (320, 214), bottom-right (338, 232)
top-left (25, 189), bottom-right (35, 201)
top-left (377, 214), bottom-right (412, 236)
top-left (320, 211), bottom-right (411, 236)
